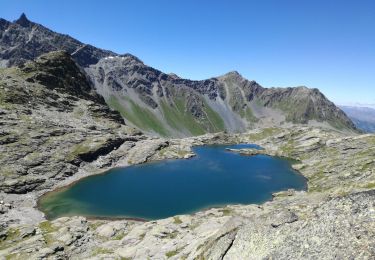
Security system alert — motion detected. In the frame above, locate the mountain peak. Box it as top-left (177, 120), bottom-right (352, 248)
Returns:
top-left (219, 70), bottom-right (243, 80)
top-left (120, 53), bottom-right (144, 63)
top-left (225, 71), bottom-right (241, 76)
top-left (15, 13), bottom-right (32, 27)
top-left (168, 73), bottom-right (180, 79)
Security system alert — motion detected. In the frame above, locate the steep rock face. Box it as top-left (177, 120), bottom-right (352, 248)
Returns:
top-left (0, 14), bottom-right (114, 67)
top-left (0, 51), bottom-right (133, 193)
top-left (0, 14), bottom-right (358, 136)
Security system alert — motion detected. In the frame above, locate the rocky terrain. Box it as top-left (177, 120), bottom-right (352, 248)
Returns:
top-left (0, 50), bottom-right (141, 195)
top-left (0, 125), bottom-right (374, 259)
top-left (0, 14), bottom-right (357, 137)
top-left (0, 14), bottom-right (373, 260)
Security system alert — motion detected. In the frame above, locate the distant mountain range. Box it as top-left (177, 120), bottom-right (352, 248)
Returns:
top-left (0, 14), bottom-right (358, 136)
top-left (339, 106), bottom-right (375, 133)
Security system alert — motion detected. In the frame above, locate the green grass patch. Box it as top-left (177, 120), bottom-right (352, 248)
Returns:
top-left (219, 207), bottom-right (233, 216)
top-left (310, 170), bottom-right (326, 181)
top-left (39, 221), bottom-right (57, 245)
top-left (173, 216), bottom-right (183, 224)
top-left (161, 99), bottom-right (205, 136)
top-left (66, 138), bottom-right (106, 162)
top-left (363, 182), bottom-right (375, 189)
top-left (279, 140), bottom-right (296, 156)
top-left (107, 95), bottom-right (168, 136)
top-left (139, 233), bottom-right (146, 240)
top-left (88, 222), bottom-right (103, 231)
top-left (161, 96), bottom-right (226, 135)
top-left (247, 128), bottom-right (281, 141)
top-left (203, 100), bottom-right (225, 132)
top-left (92, 247), bottom-right (113, 256)
top-left (165, 250), bottom-right (179, 258)
top-left (5, 252), bottom-right (30, 260)
top-left (112, 231), bottom-right (127, 240)
top-left (242, 107), bottom-right (258, 122)
top-left (167, 231), bottom-right (178, 239)
top-left (0, 228), bottom-right (20, 249)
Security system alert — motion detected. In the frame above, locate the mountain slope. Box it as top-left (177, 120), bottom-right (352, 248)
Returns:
top-left (0, 51), bottom-right (135, 193)
top-left (0, 13), bottom-right (114, 67)
top-left (86, 56), bottom-right (357, 136)
top-left (0, 14), bottom-right (358, 136)
top-left (340, 106), bottom-right (375, 133)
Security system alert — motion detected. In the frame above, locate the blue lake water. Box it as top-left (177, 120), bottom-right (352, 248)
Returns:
top-left (39, 144), bottom-right (306, 220)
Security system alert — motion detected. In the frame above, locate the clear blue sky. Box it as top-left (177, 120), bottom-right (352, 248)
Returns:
top-left (1, 0), bottom-right (374, 105)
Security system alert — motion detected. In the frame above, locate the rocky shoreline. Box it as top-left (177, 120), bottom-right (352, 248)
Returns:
top-left (1, 126), bottom-right (374, 259)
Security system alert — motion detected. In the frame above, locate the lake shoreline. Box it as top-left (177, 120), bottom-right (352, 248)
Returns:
top-left (2, 127), bottom-right (374, 259)
top-left (38, 143), bottom-right (307, 220)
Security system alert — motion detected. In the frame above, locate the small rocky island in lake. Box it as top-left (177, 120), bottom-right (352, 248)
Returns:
top-left (0, 11), bottom-right (374, 260)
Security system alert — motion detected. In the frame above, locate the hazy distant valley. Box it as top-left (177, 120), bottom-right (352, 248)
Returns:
top-left (339, 105), bottom-right (375, 133)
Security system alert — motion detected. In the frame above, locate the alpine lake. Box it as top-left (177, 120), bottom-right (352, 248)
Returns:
top-left (39, 144), bottom-right (307, 220)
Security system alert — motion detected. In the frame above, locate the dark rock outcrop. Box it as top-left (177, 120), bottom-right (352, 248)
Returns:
top-left (0, 51), bottom-right (129, 194)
